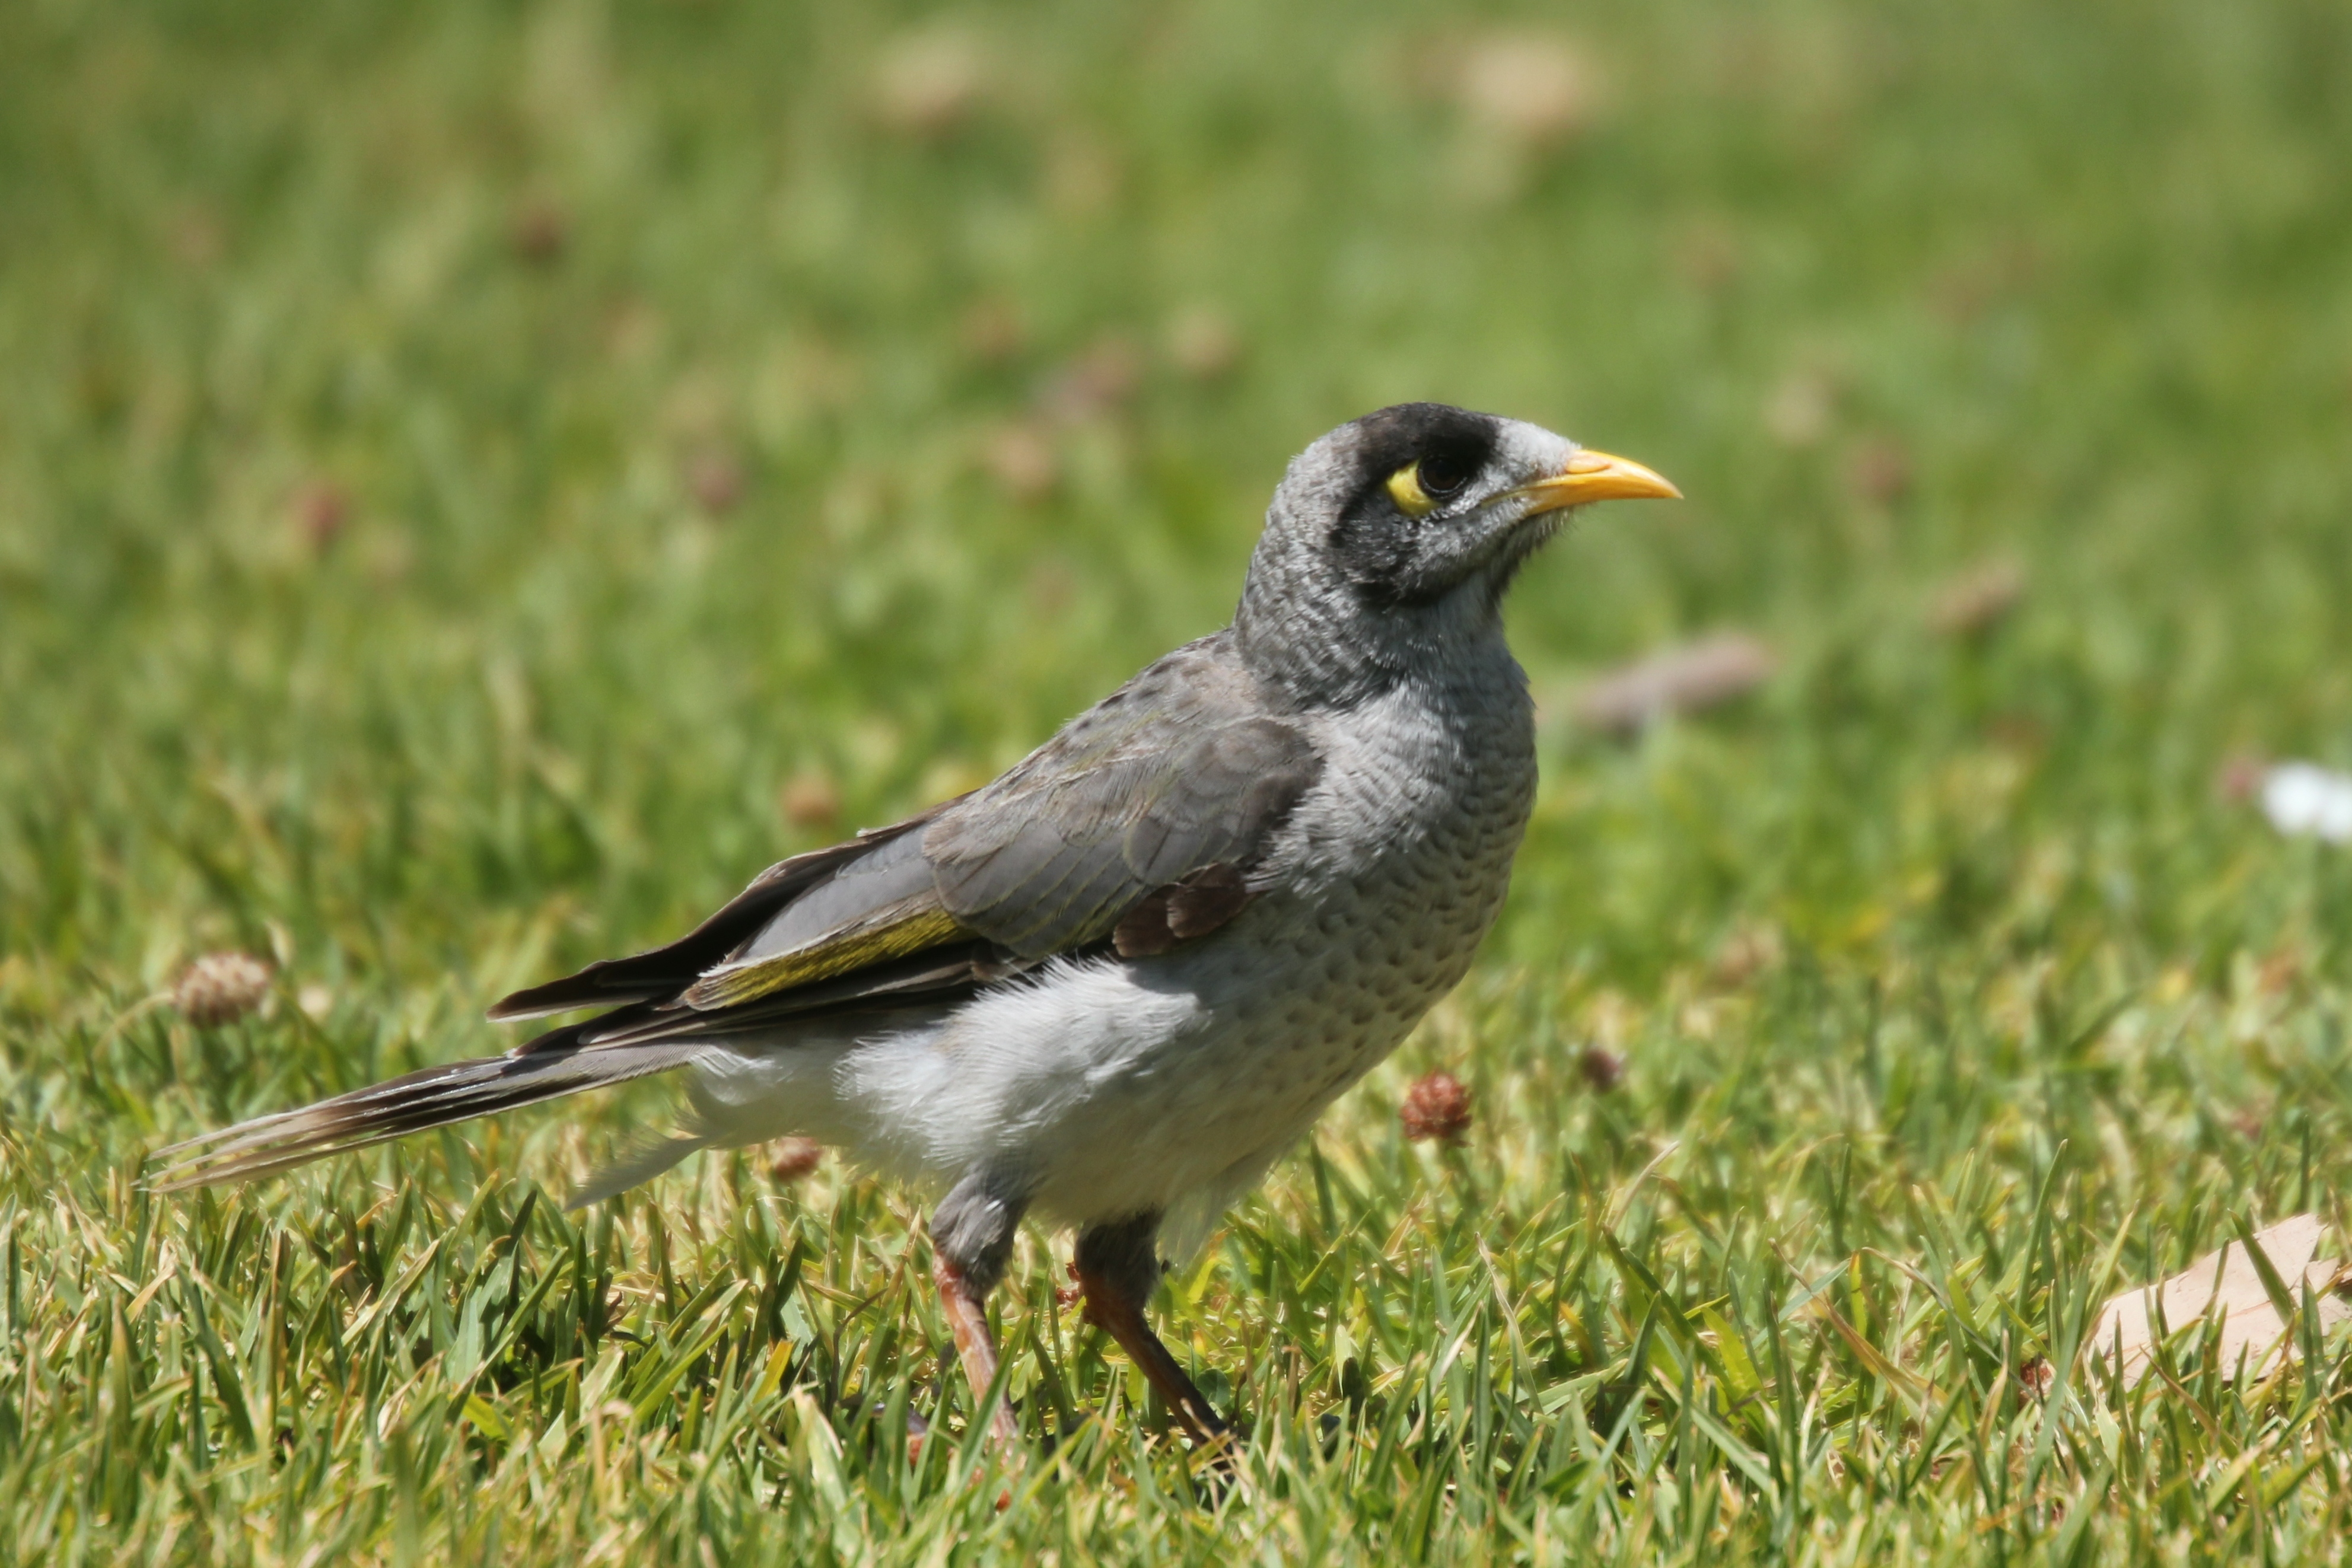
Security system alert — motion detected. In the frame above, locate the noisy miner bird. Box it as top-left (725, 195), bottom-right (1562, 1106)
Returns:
top-left (156, 403), bottom-right (1678, 1447)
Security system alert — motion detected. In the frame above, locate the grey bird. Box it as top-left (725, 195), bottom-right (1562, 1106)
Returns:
top-left (155, 403), bottom-right (1679, 1446)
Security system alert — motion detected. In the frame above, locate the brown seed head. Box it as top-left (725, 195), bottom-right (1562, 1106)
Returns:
top-left (1675, 220), bottom-right (1743, 294)
top-left (1400, 1070), bottom-right (1473, 1145)
top-left (1039, 334), bottom-right (1141, 423)
top-left (1846, 437), bottom-right (1912, 506)
top-left (1708, 923), bottom-right (1783, 990)
top-left (778, 770), bottom-right (842, 831)
top-left (294, 482), bottom-right (349, 552)
top-left (1165, 307), bottom-right (1242, 381)
top-left (2214, 751), bottom-right (2268, 804)
top-left (959, 297), bottom-right (1026, 365)
top-left (1577, 1046), bottom-right (1625, 1094)
top-left (684, 448), bottom-right (746, 516)
top-left (167, 205), bottom-right (225, 268)
top-left (173, 952), bottom-right (273, 1027)
top-left (768, 1137), bottom-right (823, 1182)
top-left (1928, 560), bottom-right (2025, 638)
top-left (512, 200), bottom-right (569, 266)
top-left (982, 422), bottom-right (1059, 503)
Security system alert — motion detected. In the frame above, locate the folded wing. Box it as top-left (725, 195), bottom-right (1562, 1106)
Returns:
top-left (675, 633), bottom-right (1321, 1012)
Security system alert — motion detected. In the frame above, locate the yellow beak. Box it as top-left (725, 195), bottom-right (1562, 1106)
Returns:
top-left (1510, 449), bottom-right (1682, 514)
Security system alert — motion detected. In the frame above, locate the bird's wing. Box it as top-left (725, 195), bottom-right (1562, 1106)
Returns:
top-left (920, 636), bottom-right (1323, 957)
top-left (485, 803), bottom-right (960, 1022)
top-left (494, 635), bottom-right (1320, 1026)
top-left (673, 824), bottom-right (981, 1009)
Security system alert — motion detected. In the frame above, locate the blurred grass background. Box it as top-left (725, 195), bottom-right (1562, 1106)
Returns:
top-left (4, 0), bottom-right (2352, 1560)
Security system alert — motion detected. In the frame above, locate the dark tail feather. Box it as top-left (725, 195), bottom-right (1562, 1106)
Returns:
top-left (147, 1042), bottom-right (706, 1191)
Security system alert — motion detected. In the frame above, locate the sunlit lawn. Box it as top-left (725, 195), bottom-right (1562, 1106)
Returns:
top-left (5, 0), bottom-right (2352, 1560)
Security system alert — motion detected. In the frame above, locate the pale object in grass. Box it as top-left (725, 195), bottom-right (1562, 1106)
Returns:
top-left (2085, 1213), bottom-right (2352, 1387)
top-left (2259, 762), bottom-right (2352, 844)
top-left (1844, 436), bottom-right (1912, 506)
top-left (1452, 31), bottom-right (1597, 148)
top-left (777, 769), bottom-right (842, 831)
top-left (1927, 559), bottom-right (2025, 637)
top-left (1764, 368), bottom-right (1835, 447)
top-left (871, 27), bottom-right (989, 139)
top-left (683, 448), bottom-right (745, 516)
top-left (1037, 335), bottom-right (1141, 423)
top-left (981, 422), bottom-right (1059, 504)
top-left (1564, 632), bottom-right (1777, 736)
top-left (1164, 305), bottom-right (1242, 382)
top-left (172, 952), bottom-right (273, 1027)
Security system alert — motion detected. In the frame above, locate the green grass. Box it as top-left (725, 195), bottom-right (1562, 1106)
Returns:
top-left (7, 0), bottom-right (2352, 1559)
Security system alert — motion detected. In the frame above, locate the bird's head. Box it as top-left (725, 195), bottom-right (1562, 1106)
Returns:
top-left (1236, 403), bottom-right (1680, 700)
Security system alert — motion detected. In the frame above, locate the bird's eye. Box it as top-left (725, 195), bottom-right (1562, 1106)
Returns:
top-left (1385, 455), bottom-right (1472, 519)
top-left (1417, 452), bottom-right (1471, 498)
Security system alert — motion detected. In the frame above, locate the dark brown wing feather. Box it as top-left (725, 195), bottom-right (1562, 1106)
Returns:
top-left (576, 942), bottom-right (1045, 1048)
top-left (485, 804), bottom-right (958, 1022)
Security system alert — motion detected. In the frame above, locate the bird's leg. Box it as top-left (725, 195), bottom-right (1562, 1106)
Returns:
top-left (927, 1174), bottom-right (1027, 1450)
top-left (931, 1255), bottom-right (1020, 1449)
top-left (1074, 1212), bottom-right (1230, 1446)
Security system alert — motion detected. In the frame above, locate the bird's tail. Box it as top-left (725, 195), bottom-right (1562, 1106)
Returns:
top-left (148, 1041), bottom-right (708, 1194)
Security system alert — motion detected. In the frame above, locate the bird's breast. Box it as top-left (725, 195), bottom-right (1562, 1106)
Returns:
top-left (1277, 662), bottom-right (1537, 897)
top-left (1175, 668), bottom-right (1538, 1103)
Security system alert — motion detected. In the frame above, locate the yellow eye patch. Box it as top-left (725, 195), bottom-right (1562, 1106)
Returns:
top-left (1385, 462), bottom-right (1438, 518)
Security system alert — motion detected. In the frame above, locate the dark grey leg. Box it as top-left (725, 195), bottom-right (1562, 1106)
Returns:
top-left (1074, 1212), bottom-right (1230, 1445)
top-left (927, 1173), bottom-right (1028, 1449)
